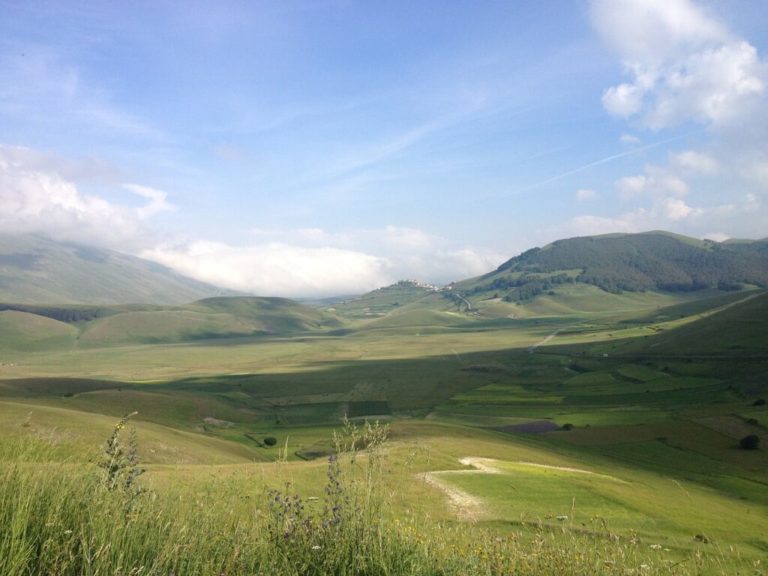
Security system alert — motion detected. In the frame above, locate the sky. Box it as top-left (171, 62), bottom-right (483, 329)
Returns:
top-left (1, 0), bottom-right (767, 297)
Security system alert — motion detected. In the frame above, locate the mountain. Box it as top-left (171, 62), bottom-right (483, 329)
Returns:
top-left (0, 234), bottom-right (228, 305)
top-left (457, 231), bottom-right (768, 302)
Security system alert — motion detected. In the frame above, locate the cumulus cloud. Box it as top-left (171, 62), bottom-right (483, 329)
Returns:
top-left (0, 145), bottom-right (160, 248)
top-left (670, 150), bottom-right (719, 175)
top-left (591, 0), bottom-right (766, 130)
top-left (616, 167), bottom-right (688, 199)
top-left (662, 197), bottom-right (697, 221)
top-left (559, 188), bottom-right (764, 242)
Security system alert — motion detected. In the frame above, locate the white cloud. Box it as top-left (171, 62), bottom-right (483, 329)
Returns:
top-left (123, 183), bottom-right (176, 219)
top-left (576, 188), bottom-right (598, 201)
top-left (143, 241), bottom-right (392, 298)
top-left (662, 197), bottom-right (697, 220)
top-left (670, 150), bottom-right (719, 175)
top-left (591, 0), bottom-right (728, 65)
top-left (616, 167), bottom-right (688, 199)
top-left (591, 0), bottom-right (766, 130)
top-left (0, 145), bottom-right (167, 249)
top-left (238, 225), bottom-right (506, 293)
top-left (142, 231), bottom-right (504, 298)
top-left (703, 232), bottom-right (729, 242)
top-left (603, 83), bottom-right (644, 117)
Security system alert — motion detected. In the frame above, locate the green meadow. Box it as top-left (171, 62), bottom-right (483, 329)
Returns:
top-left (1, 288), bottom-right (767, 574)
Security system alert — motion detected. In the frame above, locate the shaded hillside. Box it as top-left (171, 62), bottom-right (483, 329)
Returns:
top-left (610, 290), bottom-right (768, 358)
top-left (0, 234), bottom-right (228, 305)
top-left (458, 232), bottom-right (768, 301)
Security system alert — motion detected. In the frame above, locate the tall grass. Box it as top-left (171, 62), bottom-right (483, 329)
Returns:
top-left (0, 419), bottom-right (755, 575)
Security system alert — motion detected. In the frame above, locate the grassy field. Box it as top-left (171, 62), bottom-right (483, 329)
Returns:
top-left (1, 288), bottom-right (767, 573)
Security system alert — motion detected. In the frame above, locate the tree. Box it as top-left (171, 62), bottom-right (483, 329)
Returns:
top-left (739, 434), bottom-right (760, 450)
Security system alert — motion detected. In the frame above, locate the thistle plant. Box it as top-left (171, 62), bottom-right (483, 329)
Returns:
top-left (99, 411), bottom-right (144, 495)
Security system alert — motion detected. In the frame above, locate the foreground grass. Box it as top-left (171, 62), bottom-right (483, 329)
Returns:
top-left (1, 422), bottom-right (761, 576)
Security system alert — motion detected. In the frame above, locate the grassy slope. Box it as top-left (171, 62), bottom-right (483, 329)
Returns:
top-left (0, 310), bottom-right (78, 351)
top-left (0, 296), bottom-right (345, 349)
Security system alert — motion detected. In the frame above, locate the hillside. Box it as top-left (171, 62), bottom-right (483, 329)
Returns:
top-left (332, 280), bottom-right (440, 319)
top-left (609, 289), bottom-right (768, 357)
top-left (0, 296), bottom-right (344, 348)
top-left (456, 231), bottom-right (768, 303)
top-left (0, 233), bottom-right (228, 305)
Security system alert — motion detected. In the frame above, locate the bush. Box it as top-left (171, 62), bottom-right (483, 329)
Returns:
top-left (263, 436), bottom-right (278, 446)
top-left (752, 398), bottom-right (766, 406)
top-left (739, 434), bottom-right (760, 450)
top-left (561, 423), bottom-right (574, 431)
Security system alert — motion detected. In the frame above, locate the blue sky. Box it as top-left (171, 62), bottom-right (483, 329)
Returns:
top-left (1, 0), bottom-right (767, 296)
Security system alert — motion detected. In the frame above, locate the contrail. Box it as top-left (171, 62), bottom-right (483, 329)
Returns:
top-left (511, 132), bottom-right (695, 195)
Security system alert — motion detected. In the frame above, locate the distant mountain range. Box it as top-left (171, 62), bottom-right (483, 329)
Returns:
top-left (456, 231), bottom-right (768, 303)
top-left (0, 234), bottom-right (229, 304)
top-left (2, 231), bottom-right (768, 307)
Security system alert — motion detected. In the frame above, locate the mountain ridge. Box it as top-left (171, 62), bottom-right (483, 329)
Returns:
top-left (457, 231), bottom-right (768, 302)
top-left (0, 233), bottom-right (231, 305)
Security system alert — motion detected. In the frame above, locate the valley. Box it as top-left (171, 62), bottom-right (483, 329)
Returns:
top-left (2, 232), bottom-right (767, 574)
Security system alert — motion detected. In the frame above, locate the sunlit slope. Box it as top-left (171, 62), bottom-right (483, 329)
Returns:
top-left (0, 233), bottom-right (228, 305)
top-left (0, 310), bottom-right (78, 351)
top-left (194, 296), bottom-right (343, 332)
top-left (332, 281), bottom-right (439, 319)
top-left (0, 400), bottom-right (259, 464)
top-left (469, 284), bottom-right (725, 319)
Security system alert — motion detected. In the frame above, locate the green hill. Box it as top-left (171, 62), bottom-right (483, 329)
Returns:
top-left (332, 280), bottom-right (439, 319)
top-left (0, 233), bottom-right (228, 305)
top-left (457, 231), bottom-right (768, 303)
top-left (0, 296), bottom-right (345, 348)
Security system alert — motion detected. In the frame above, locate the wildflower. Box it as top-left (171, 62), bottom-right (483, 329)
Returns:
top-left (312, 545), bottom-right (322, 550)
top-left (649, 544), bottom-right (662, 550)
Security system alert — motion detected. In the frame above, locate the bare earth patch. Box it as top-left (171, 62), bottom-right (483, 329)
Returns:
top-left (421, 456), bottom-right (625, 521)
top-left (421, 472), bottom-right (485, 522)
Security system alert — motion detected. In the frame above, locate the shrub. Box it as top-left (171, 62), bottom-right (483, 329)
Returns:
top-left (263, 436), bottom-right (278, 446)
top-left (561, 423), bottom-right (574, 431)
top-left (752, 398), bottom-right (766, 406)
top-left (739, 434), bottom-right (760, 450)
